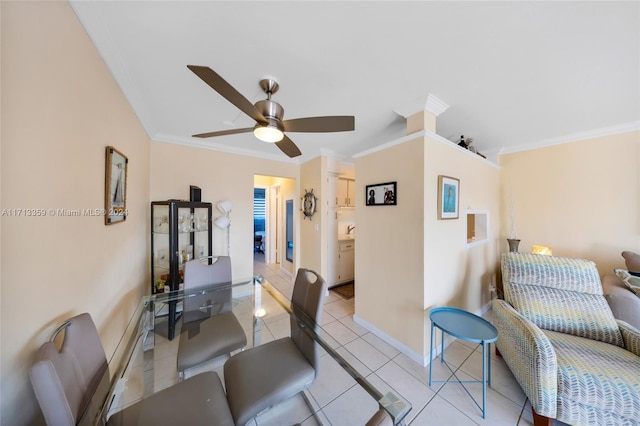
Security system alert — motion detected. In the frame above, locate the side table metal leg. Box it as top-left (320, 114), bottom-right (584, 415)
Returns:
top-left (482, 342), bottom-right (487, 419)
top-left (488, 342), bottom-right (492, 387)
top-left (429, 322), bottom-right (435, 386)
top-left (440, 327), bottom-right (445, 362)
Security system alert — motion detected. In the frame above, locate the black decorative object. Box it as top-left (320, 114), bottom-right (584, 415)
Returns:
top-left (458, 135), bottom-right (468, 149)
top-left (189, 185), bottom-right (201, 202)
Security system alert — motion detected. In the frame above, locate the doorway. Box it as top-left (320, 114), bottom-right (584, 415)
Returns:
top-left (253, 175), bottom-right (296, 277)
top-left (253, 187), bottom-right (266, 263)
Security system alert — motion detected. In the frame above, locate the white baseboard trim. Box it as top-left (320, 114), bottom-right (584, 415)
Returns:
top-left (353, 301), bottom-right (494, 367)
top-left (352, 314), bottom-right (428, 365)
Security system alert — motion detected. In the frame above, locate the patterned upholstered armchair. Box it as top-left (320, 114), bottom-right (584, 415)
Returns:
top-left (492, 253), bottom-right (640, 426)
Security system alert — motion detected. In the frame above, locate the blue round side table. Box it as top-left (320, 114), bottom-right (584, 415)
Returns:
top-left (428, 307), bottom-right (498, 419)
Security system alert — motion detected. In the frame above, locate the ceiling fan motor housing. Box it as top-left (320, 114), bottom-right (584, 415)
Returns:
top-left (255, 99), bottom-right (285, 136)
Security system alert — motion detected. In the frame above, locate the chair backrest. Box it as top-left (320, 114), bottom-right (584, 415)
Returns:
top-left (29, 313), bottom-right (110, 426)
top-left (502, 252), bottom-right (623, 346)
top-left (290, 268), bottom-right (327, 374)
top-left (182, 256), bottom-right (232, 323)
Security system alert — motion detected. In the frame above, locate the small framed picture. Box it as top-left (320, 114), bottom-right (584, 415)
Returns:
top-left (365, 181), bottom-right (397, 206)
top-left (438, 175), bottom-right (459, 219)
top-left (105, 146), bottom-right (128, 225)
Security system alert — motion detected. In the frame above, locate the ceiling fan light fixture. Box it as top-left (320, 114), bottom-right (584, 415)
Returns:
top-left (253, 123), bottom-right (284, 143)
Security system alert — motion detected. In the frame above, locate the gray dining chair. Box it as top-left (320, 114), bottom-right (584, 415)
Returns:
top-left (177, 256), bottom-right (247, 380)
top-left (29, 312), bottom-right (234, 426)
top-left (223, 268), bottom-right (327, 425)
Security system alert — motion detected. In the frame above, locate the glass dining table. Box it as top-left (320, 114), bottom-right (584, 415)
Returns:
top-left (90, 276), bottom-right (411, 425)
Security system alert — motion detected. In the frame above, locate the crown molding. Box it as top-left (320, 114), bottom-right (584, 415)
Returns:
top-left (424, 94), bottom-right (450, 117)
top-left (393, 93), bottom-right (450, 118)
top-left (152, 133), bottom-right (299, 164)
top-left (354, 128), bottom-right (499, 168)
top-left (498, 121), bottom-right (640, 156)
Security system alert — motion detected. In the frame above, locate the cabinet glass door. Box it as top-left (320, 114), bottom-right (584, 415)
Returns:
top-left (151, 202), bottom-right (212, 295)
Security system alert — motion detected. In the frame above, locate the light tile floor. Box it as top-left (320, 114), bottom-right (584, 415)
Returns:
top-left (252, 259), bottom-right (569, 426)
top-left (113, 258), bottom-right (567, 425)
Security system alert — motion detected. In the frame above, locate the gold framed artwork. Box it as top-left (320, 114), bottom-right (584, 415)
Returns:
top-left (437, 175), bottom-right (459, 220)
top-left (105, 146), bottom-right (128, 225)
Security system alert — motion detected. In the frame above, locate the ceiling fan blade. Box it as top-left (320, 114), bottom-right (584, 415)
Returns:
top-left (282, 116), bottom-right (355, 133)
top-left (275, 135), bottom-right (302, 158)
top-left (192, 127), bottom-right (253, 138)
top-left (187, 65), bottom-right (266, 123)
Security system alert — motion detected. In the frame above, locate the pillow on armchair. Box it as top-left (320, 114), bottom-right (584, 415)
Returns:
top-left (615, 268), bottom-right (640, 298)
top-left (622, 251), bottom-right (640, 277)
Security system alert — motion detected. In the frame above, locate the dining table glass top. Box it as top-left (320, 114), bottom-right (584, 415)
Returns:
top-left (92, 276), bottom-right (411, 426)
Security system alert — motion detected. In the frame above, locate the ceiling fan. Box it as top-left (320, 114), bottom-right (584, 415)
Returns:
top-left (188, 65), bottom-right (355, 158)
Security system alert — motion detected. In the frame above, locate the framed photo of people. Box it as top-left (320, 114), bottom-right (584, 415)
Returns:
top-left (365, 181), bottom-right (397, 206)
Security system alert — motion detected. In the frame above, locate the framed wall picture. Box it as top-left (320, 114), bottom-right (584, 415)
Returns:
top-left (365, 181), bottom-right (397, 206)
top-left (437, 175), bottom-right (459, 219)
top-left (105, 146), bottom-right (128, 225)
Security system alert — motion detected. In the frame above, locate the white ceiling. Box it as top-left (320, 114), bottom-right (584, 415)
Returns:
top-left (71, 1), bottom-right (639, 164)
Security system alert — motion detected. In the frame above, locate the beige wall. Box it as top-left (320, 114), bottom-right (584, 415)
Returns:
top-left (2, 3), bottom-right (636, 425)
top-left (499, 130), bottom-right (640, 277)
top-left (151, 142), bottom-right (298, 279)
top-left (299, 156), bottom-right (326, 275)
top-left (424, 136), bottom-right (500, 313)
top-left (355, 132), bottom-right (500, 360)
top-left (1, 2), bottom-right (150, 424)
top-left (356, 137), bottom-right (426, 356)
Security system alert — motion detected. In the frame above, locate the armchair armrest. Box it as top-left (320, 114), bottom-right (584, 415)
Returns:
top-left (617, 319), bottom-right (640, 357)
top-left (492, 300), bottom-right (558, 418)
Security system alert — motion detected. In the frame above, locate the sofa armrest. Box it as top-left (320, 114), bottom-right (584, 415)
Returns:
top-left (492, 299), bottom-right (558, 418)
top-left (617, 319), bottom-right (640, 357)
top-left (602, 274), bottom-right (640, 330)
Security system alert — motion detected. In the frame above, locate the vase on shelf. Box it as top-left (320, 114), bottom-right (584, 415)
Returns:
top-left (507, 238), bottom-right (521, 252)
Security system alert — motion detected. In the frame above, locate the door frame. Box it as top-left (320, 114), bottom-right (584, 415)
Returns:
top-left (267, 184), bottom-right (281, 264)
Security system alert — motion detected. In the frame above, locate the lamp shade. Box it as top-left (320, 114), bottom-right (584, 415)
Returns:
top-left (532, 245), bottom-right (553, 255)
top-left (217, 200), bottom-right (232, 214)
top-left (214, 216), bottom-right (230, 229)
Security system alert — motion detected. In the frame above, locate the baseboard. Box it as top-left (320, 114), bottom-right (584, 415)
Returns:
top-left (353, 301), bottom-right (494, 367)
top-left (352, 314), bottom-right (430, 366)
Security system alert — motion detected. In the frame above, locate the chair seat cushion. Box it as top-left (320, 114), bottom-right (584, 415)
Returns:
top-left (177, 312), bottom-right (247, 372)
top-left (544, 330), bottom-right (640, 425)
top-left (224, 337), bottom-right (315, 425)
top-left (106, 372), bottom-right (233, 426)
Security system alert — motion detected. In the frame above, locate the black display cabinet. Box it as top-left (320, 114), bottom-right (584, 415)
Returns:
top-left (151, 200), bottom-right (212, 339)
